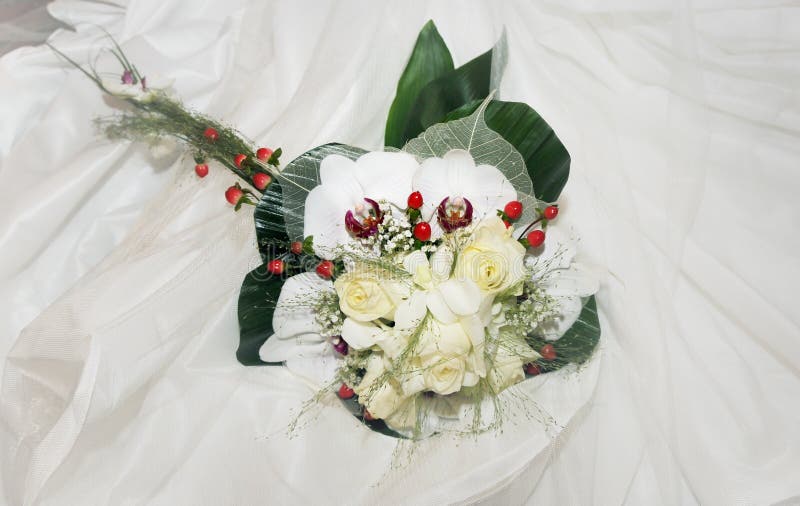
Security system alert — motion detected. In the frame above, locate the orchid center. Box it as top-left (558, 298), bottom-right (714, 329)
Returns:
top-left (436, 196), bottom-right (473, 232)
top-left (345, 198), bottom-right (384, 239)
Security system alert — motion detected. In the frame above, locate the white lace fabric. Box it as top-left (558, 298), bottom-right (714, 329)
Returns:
top-left (0, 1), bottom-right (798, 504)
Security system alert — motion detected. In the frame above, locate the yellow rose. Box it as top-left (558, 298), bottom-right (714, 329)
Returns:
top-left (334, 270), bottom-right (400, 322)
top-left (456, 216), bottom-right (526, 295)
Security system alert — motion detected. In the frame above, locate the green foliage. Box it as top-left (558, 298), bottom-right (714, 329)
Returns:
top-left (255, 180), bottom-right (290, 261)
top-left (444, 100), bottom-right (570, 202)
top-left (236, 264), bottom-right (285, 366)
top-left (385, 20), bottom-right (454, 148)
top-left (398, 49), bottom-right (492, 146)
top-left (98, 93), bottom-right (274, 188)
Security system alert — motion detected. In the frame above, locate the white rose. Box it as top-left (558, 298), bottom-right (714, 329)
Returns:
top-left (456, 216), bottom-right (526, 295)
top-left (422, 354), bottom-right (467, 395)
top-left (335, 270), bottom-right (402, 322)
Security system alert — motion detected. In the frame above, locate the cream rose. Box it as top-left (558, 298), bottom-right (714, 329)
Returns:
top-left (422, 354), bottom-right (467, 395)
top-left (455, 216), bottom-right (526, 295)
top-left (335, 271), bottom-right (400, 322)
top-left (354, 354), bottom-right (407, 419)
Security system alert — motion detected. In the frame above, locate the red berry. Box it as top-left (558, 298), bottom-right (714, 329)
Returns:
top-left (256, 147), bottom-right (273, 161)
top-left (316, 260), bottom-right (334, 279)
top-left (225, 186), bottom-right (243, 205)
top-left (544, 205), bottom-right (559, 220)
top-left (413, 222), bottom-right (432, 242)
top-left (203, 127), bottom-right (219, 142)
top-left (252, 172), bottom-right (271, 190)
top-left (540, 344), bottom-right (557, 361)
top-left (194, 163), bottom-right (209, 178)
top-left (267, 259), bottom-right (284, 275)
top-left (524, 363), bottom-right (542, 376)
top-left (527, 229), bottom-right (545, 248)
top-left (290, 241), bottom-right (303, 255)
top-left (503, 219), bottom-right (512, 229)
top-left (234, 154), bottom-right (247, 168)
top-left (338, 383), bottom-right (355, 399)
top-left (364, 410), bottom-right (376, 421)
top-left (407, 191), bottom-right (423, 209)
top-left (504, 200), bottom-right (523, 220)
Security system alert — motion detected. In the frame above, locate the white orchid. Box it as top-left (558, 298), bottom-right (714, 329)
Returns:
top-left (303, 151), bottom-right (419, 259)
top-left (527, 225), bottom-right (599, 340)
top-left (413, 149), bottom-right (518, 238)
top-left (258, 273), bottom-right (339, 384)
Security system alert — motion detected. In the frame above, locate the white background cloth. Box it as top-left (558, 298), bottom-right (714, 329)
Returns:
top-left (1, 0), bottom-right (799, 504)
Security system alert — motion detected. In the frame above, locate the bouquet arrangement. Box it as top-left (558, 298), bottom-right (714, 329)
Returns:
top-left (53, 21), bottom-right (600, 439)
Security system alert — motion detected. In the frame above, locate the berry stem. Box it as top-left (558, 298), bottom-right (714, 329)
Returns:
top-left (517, 215), bottom-right (545, 239)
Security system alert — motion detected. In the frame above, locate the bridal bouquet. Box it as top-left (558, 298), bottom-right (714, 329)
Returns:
top-left (54, 22), bottom-right (600, 439)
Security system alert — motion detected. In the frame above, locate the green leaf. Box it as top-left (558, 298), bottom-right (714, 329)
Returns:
top-left (527, 295), bottom-right (601, 374)
top-left (301, 235), bottom-right (315, 255)
top-left (385, 20), bottom-right (454, 149)
top-left (236, 264), bottom-right (285, 366)
top-left (398, 48), bottom-right (492, 145)
top-left (276, 143), bottom-right (367, 241)
top-left (254, 180), bottom-right (290, 261)
top-left (444, 100), bottom-right (571, 203)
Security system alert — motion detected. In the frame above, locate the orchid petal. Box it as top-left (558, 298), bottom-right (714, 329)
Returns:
top-left (272, 273), bottom-right (334, 339)
top-left (428, 243), bottom-right (454, 281)
top-left (303, 185), bottom-right (353, 259)
top-left (539, 296), bottom-right (584, 341)
top-left (437, 278), bottom-right (481, 316)
top-left (341, 318), bottom-right (383, 350)
top-left (426, 290), bottom-right (457, 324)
top-left (543, 262), bottom-right (599, 298)
top-left (353, 151), bottom-right (418, 207)
top-left (319, 155), bottom-right (363, 206)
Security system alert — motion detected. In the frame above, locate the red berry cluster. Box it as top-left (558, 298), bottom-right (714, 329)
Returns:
top-left (506, 202), bottom-right (559, 249)
top-left (198, 124), bottom-right (278, 205)
top-left (405, 191), bottom-right (433, 243)
top-left (523, 344), bottom-right (558, 376)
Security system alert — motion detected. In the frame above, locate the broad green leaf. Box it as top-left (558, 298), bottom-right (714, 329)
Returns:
top-left (254, 180), bottom-right (290, 261)
top-left (403, 97), bottom-right (540, 226)
top-left (399, 48), bottom-right (492, 144)
top-left (444, 100), bottom-right (571, 203)
top-left (236, 264), bottom-right (284, 366)
top-left (385, 20), bottom-right (454, 149)
top-left (272, 143), bottom-right (367, 242)
top-left (527, 295), bottom-right (600, 374)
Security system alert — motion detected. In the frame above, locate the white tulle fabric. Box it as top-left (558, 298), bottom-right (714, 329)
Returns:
top-left (0, 1), bottom-right (798, 505)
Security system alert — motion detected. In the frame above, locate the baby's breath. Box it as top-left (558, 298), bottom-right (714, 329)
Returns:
top-left (313, 291), bottom-right (344, 338)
